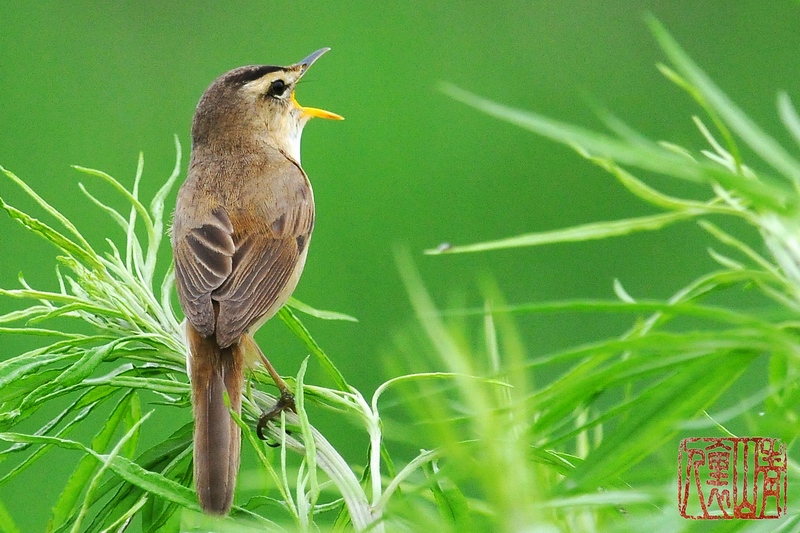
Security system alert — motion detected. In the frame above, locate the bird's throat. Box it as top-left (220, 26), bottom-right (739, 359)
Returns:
top-left (265, 112), bottom-right (309, 166)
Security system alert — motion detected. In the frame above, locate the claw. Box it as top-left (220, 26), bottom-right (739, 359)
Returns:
top-left (256, 389), bottom-right (296, 441)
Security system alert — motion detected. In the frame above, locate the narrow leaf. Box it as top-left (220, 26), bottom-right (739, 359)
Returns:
top-left (0, 201), bottom-right (103, 271)
top-left (48, 392), bottom-right (136, 531)
top-left (0, 430), bottom-right (198, 510)
top-left (278, 307), bottom-right (349, 391)
top-left (426, 211), bottom-right (696, 255)
top-left (0, 166), bottom-right (98, 259)
top-left (439, 83), bottom-right (793, 211)
top-left (648, 16), bottom-right (800, 187)
top-left (777, 92), bottom-right (800, 151)
top-left (565, 350), bottom-right (754, 491)
top-left (288, 297), bottom-right (358, 322)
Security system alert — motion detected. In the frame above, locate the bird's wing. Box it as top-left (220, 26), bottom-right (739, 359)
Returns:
top-left (173, 166), bottom-right (314, 349)
top-left (173, 206), bottom-right (236, 339)
top-left (212, 220), bottom-right (311, 348)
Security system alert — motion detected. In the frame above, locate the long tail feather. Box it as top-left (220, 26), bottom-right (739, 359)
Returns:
top-left (187, 323), bottom-right (243, 515)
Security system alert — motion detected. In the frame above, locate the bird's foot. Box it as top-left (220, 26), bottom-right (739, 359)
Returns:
top-left (256, 389), bottom-right (296, 445)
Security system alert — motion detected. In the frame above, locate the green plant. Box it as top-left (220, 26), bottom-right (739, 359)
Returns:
top-left (0, 139), bottom-right (397, 532)
top-left (417, 16), bottom-right (800, 530)
top-left (0, 143), bottom-right (500, 532)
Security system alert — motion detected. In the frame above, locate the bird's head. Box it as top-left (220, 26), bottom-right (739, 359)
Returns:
top-left (192, 48), bottom-right (343, 163)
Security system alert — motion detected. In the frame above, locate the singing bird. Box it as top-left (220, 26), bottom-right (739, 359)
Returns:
top-left (171, 48), bottom-right (342, 515)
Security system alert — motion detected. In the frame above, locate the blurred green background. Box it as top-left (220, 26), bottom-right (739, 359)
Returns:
top-left (1, 2), bottom-right (799, 530)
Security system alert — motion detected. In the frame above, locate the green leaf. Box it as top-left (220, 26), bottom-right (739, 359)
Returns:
top-left (278, 306), bottom-right (349, 391)
top-left (445, 298), bottom-right (781, 332)
top-left (425, 211), bottom-right (695, 255)
top-left (21, 343), bottom-right (113, 410)
top-left (147, 136), bottom-right (183, 280)
top-left (0, 499), bottom-right (21, 533)
top-left (602, 160), bottom-right (747, 219)
top-left (48, 391), bottom-right (136, 532)
top-left (564, 350), bottom-right (755, 491)
top-left (0, 200), bottom-right (102, 272)
top-left (287, 297), bottom-right (358, 322)
top-left (648, 15), bottom-right (800, 188)
top-left (0, 166), bottom-right (100, 265)
top-left (71, 165), bottom-right (156, 251)
top-left (0, 427), bottom-right (199, 510)
top-left (439, 83), bottom-right (794, 212)
top-left (123, 391), bottom-right (142, 459)
top-left (777, 92), bottom-right (800, 150)
top-left (295, 357), bottom-right (319, 524)
top-left (78, 182), bottom-right (129, 232)
top-left (423, 460), bottom-right (470, 527)
top-left (0, 351), bottom-right (71, 397)
top-left (0, 386), bottom-right (118, 486)
top-left (83, 375), bottom-right (189, 396)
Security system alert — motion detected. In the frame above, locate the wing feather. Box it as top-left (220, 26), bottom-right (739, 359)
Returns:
top-left (214, 234), bottom-right (302, 347)
top-left (173, 163), bottom-right (314, 349)
top-left (174, 208), bottom-right (236, 337)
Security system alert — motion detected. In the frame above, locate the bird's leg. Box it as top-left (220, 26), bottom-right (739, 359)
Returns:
top-left (255, 351), bottom-right (297, 439)
top-left (242, 336), bottom-right (296, 441)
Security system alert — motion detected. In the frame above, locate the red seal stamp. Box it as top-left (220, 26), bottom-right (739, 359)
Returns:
top-left (678, 437), bottom-right (787, 519)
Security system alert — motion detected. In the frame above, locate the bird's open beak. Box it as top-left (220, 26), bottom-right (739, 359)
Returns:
top-left (292, 48), bottom-right (344, 121)
top-left (291, 92), bottom-right (343, 120)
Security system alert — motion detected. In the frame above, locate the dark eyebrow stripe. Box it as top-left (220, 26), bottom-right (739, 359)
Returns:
top-left (227, 65), bottom-right (283, 85)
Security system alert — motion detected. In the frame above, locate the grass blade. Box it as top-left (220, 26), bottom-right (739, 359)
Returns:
top-left (648, 16), bottom-right (800, 188)
top-left (426, 211), bottom-right (695, 255)
top-left (278, 306), bottom-right (349, 391)
top-left (439, 83), bottom-right (793, 212)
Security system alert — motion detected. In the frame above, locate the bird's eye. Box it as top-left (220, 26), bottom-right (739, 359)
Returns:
top-left (267, 79), bottom-right (287, 98)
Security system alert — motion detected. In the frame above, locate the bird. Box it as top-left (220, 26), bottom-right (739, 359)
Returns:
top-left (171, 48), bottom-right (342, 515)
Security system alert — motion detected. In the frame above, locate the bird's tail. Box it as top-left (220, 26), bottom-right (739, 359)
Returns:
top-left (187, 323), bottom-right (243, 515)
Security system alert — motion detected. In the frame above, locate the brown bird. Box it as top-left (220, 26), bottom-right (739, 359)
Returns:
top-left (171, 48), bottom-right (342, 515)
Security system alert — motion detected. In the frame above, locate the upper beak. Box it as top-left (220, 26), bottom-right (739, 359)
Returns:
top-left (292, 48), bottom-right (344, 121)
